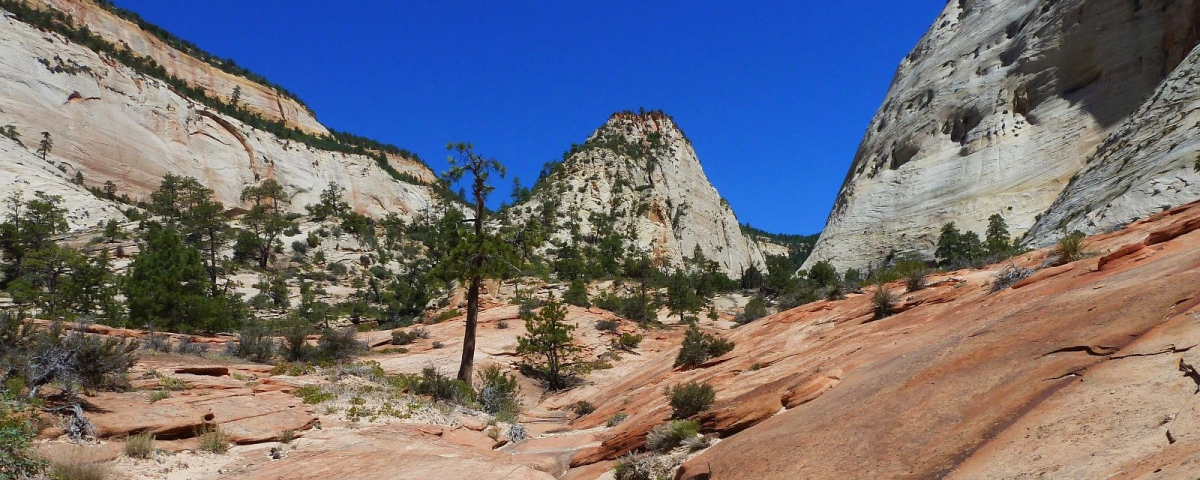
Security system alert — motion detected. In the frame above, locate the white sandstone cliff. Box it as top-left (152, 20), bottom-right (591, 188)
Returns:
top-left (805, 0), bottom-right (1200, 270)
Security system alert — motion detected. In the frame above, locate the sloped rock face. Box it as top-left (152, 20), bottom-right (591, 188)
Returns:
top-left (0, 1), bottom-right (438, 219)
top-left (670, 201), bottom-right (1200, 479)
top-left (509, 112), bottom-right (766, 277)
top-left (806, 0), bottom-right (1200, 270)
top-left (1026, 43), bottom-right (1200, 246)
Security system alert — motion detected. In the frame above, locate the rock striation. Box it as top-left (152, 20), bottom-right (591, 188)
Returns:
top-left (0, 0), bottom-right (439, 219)
top-left (805, 0), bottom-right (1200, 270)
top-left (1026, 42), bottom-right (1200, 245)
top-left (507, 111), bottom-right (766, 277)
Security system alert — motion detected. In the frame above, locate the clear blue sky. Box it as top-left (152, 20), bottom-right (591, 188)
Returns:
top-left (111, 1), bottom-right (948, 235)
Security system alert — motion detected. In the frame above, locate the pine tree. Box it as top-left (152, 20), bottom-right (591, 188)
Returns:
top-left (985, 213), bottom-right (1011, 256)
top-left (666, 269), bottom-right (701, 324)
top-left (516, 296), bottom-right (580, 390)
top-left (240, 179), bottom-right (293, 269)
top-left (442, 142), bottom-right (514, 382)
top-left (125, 224), bottom-right (218, 332)
top-left (35, 132), bottom-right (52, 161)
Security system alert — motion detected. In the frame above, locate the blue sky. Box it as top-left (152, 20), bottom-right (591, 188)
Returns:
top-left (111, 1), bottom-right (948, 235)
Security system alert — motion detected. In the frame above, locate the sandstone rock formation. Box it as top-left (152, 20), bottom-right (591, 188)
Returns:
top-left (508, 111), bottom-right (766, 277)
top-left (805, 0), bottom-right (1200, 270)
top-left (1026, 42), bottom-right (1200, 245)
top-left (0, 0), bottom-right (439, 219)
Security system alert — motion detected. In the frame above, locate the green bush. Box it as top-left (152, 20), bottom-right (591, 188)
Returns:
top-left (646, 419), bottom-right (700, 452)
top-left (612, 333), bottom-right (643, 350)
top-left (0, 394), bottom-right (45, 477)
top-left (476, 365), bottom-right (521, 421)
top-left (408, 367), bottom-right (476, 404)
top-left (736, 296), bottom-right (768, 324)
top-left (665, 382), bottom-right (715, 419)
top-left (317, 327), bottom-right (364, 361)
top-left (904, 265), bottom-right (927, 293)
top-left (226, 320), bottom-right (275, 363)
top-left (294, 385), bottom-right (334, 404)
top-left (595, 319), bottom-right (620, 333)
top-left (572, 400), bottom-right (595, 416)
top-left (673, 325), bottom-right (734, 368)
top-left (563, 279), bottom-right (590, 307)
top-left (606, 412), bottom-right (628, 427)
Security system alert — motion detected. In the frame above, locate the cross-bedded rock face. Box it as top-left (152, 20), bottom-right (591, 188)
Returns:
top-left (0, 0), bottom-right (439, 220)
top-left (806, 0), bottom-right (1200, 270)
top-left (507, 111), bottom-right (767, 277)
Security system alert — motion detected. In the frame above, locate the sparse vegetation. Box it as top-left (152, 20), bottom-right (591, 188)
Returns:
top-left (197, 424), bottom-right (230, 454)
top-left (871, 284), bottom-right (897, 320)
top-left (125, 432), bottom-right (156, 459)
top-left (991, 264), bottom-right (1034, 292)
top-left (606, 412), bottom-right (628, 427)
top-left (572, 400), bottom-right (596, 416)
top-left (665, 381), bottom-right (716, 419)
top-left (1055, 231), bottom-right (1087, 264)
top-left (646, 419), bottom-right (700, 452)
top-left (736, 296), bottom-right (768, 324)
top-left (294, 385), bottom-right (334, 405)
top-left (476, 365), bottom-right (521, 422)
top-left (673, 325), bottom-right (734, 368)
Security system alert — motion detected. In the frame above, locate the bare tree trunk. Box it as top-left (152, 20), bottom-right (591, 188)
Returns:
top-left (458, 191), bottom-right (486, 383)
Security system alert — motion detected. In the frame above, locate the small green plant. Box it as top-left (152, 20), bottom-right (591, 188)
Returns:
top-left (125, 432), bottom-right (155, 459)
top-left (496, 319), bottom-right (509, 329)
top-left (476, 365), bottom-right (521, 422)
top-left (646, 419), bottom-right (700, 452)
top-left (431, 341), bottom-right (445, 349)
top-left (1055, 231), bottom-right (1086, 264)
top-left (198, 425), bottom-right (230, 454)
top-left (149, 390), bottom-right (171, 403)
top-left (572, 400), bottom-right (596, 416)
top-left (391, 330), bottom-right (415, 345)
top-left (871, 284), bottom-right (897, 320)
top-left (279, 429), bottom-right (295, 444)
top-left (433, 309), bottom-right (461, 323)
top-left (904, 265), bottom-right (927, 292)
top-left (606, 412), bottom-right (628, 427)
top-left (595, 319), bottom-right (620, 333)
top-left (407, 367), bottom-right (476, 405)
top-left (612, 333), bottom-right (643, 351)
top-left (673, 325), bottom-right (734, 368)
top-left (665, 381), bottom-right (716, 419)
top-left (158, 376), bottom-right (190, 391)
top-left (294, 385), bottom-right (334, 404)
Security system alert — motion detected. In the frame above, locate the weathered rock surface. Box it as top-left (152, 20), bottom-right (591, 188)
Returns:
top-left (806, 0), bottom-right (1200, 270)
top-left (233, 424), bottom-right (555, 480)
top-left (671, 201), bottom-right (1200, 478)
top-left (0, 1), bottom-right (439, 220)
top-left (1027, 41), bottom-right (1200, 246)
top-left (509, 111), bottom-right (765, 276)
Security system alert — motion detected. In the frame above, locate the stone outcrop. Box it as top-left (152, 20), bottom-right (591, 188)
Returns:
top-left (508, 111), bottom-right (766, 277)
top-left (1026, 42), bottom-right (1200, 245)
top-left (0, 1), bottom-right (439, 220)
top-left (805, 0), bottom-right (1200, 270)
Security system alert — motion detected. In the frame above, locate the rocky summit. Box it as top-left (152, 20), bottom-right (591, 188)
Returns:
top-left (507, 111), bottom-right (767, 277)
